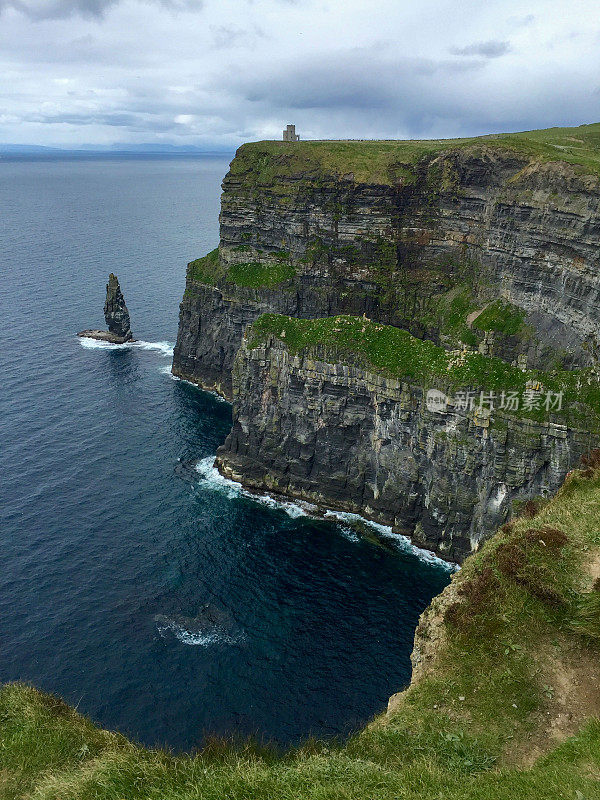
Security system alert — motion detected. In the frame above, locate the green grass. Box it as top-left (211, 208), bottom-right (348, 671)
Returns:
top-left (473, 300), bottom-right (529, 337)
top-left (248, 313), bottom-right (600, 427)
top-left (569, 590), bottom-right (600, 639)
top-left (227, 122), bottom-right (600, 187)
top-left (436, 287), bottom-right (480, 347)
top-left (227, 260), bottom-right (296, 288)
top-left (187, 249), bottom-right (296, 289)
top-left (187, 248), bottom-right (225, 284)
top-left (3, 466), bottom-right (600, 799)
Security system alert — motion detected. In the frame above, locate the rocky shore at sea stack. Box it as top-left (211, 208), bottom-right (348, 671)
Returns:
top-left (78, 273), bottom-right (133, 343)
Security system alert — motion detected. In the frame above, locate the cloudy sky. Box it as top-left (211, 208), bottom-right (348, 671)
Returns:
top-left (1, 0), bottom-right (600, 148)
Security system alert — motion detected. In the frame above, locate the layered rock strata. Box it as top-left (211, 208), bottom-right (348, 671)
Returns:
top-left (215, 336), bottom-right (593, 561)
top-left (173, 144), bottom-right (600, 396)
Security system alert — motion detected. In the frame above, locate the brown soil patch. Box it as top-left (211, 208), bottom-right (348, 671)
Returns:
top-left (586, 550), bottom-right (600, 585)
top-left (504, 637), bottom-right (600, 767)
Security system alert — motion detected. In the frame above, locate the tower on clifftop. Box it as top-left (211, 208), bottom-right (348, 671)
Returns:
top-left (282, 124), bottom-right (299, 142)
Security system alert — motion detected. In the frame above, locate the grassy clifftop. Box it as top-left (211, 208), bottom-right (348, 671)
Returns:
top-left (249, 313), bottom-right (600, 429)
top-left (2, 462), bottom-right (600, 798)
top-left (227, 122), bottom-right (600, 186)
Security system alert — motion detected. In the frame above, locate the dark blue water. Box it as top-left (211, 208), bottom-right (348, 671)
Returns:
top-left (0, 154), bottom-right (450, 751)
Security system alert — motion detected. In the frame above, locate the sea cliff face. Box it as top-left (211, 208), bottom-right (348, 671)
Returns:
top-left (215, 334), bottom-right (593, 561)
top-left (173, 141), bottom-right (600, 395)
top-left (174, 130), bottom-right (600, 557)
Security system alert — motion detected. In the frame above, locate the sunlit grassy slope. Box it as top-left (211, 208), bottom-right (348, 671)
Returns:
top-left (2, 460), bottom-right (600, 799)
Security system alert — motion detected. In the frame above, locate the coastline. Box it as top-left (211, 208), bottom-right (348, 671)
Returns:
top-left (198, 455), bottom-right (458, 570)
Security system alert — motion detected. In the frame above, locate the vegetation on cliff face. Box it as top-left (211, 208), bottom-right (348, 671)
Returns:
top-left (471, 300), bottom-right (529, 338)
top-left (248, 313), bottom-right (600, 428)
top-left (3, 463), bottom-right (600, 799)
top-left (187, 248), bottom-right (224, 284)
top-left (226, 122), bottom-right (600, 187)
top-left (187, 248), bottom-right (296, 289)
top-left (227, 259), bottom-right (295, 288)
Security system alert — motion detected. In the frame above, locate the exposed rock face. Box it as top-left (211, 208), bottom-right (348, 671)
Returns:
top-left (215, 337), bottom-right (593, 562)
top-left (173, 146), bottom-right (600, 396)
top-left (78, 273), bottom-right (132, 344)
top-left (103, 273), bottom-right (132, 340)
top-left (175, 139), bottom-right (600, 558)
top-left (388, 575), bottom-right (460, 713)
top-left (173, 280), bottom-right (382, 398)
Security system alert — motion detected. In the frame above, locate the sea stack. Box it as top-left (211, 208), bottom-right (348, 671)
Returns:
top-left (78, 273), bottom-right (133, 343)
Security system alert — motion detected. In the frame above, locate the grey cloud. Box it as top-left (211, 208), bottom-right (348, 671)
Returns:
top-left (27, 110), bottom-right (141, 125)
top-left (0, 0), bottom-right (202, 20)
top-left (24, 109), bottom-right (186, 133)
top-left (0, 0), bottom-right (118, 18)
top-left (450, 40), bottom-right (511, 58)
top-left (227, 51), bottom-right (486, 112)
top-left (220, 45), bottom-right (600, 140)
top-left (210, 24), bottom-right (266, 50)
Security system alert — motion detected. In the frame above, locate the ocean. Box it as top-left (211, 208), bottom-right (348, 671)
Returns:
top-left (0, 153), bottom-right (451, 750)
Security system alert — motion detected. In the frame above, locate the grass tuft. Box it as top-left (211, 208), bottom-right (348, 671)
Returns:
top-left (494, 527), bottom-right (569, 610)
top-left (569, 592), bottom-right (600, 640)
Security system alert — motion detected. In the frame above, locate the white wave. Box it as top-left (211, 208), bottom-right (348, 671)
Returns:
top-left (338, 526), bottom-right (360, 543)
top-left (194, 458), bottom-right (456, 569)
top-left (167, 373), bottom-right (230, 403)
top-left (194, 456), bottom-right (314, 518)
top-left (78, 337), bottom-right (131, 350)
top-left (207, 389), bottom-right (230, 404)
top-left (133, 340), bottom-right (174, 357)
top-left (78, 337), bottom-right (174, 357)
top-left (324, 510), bottom-right (457, 571)
top-left (156, 618), bottom-right (244, 647)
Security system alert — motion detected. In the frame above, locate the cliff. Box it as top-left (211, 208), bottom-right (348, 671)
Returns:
top-left (216, 315), bottom-right (599, 561)
top-left (173, 125), bottom-right (600, 396)
top-left (4, 462), bottom-right (600, 797)
top-left (174, 123), bottom-right (600, 557)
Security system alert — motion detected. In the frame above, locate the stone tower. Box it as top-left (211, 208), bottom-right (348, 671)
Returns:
top-left (282, 124), bottom-right (299, 142)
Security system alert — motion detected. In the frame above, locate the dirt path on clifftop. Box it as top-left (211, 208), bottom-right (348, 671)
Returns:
top-left (504, 636), bottom-right (600, 767)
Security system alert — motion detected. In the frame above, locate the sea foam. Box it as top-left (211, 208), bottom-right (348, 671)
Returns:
top-left (167, 372), bottom-right (230, 402)
top-left (78, 337), bottom-right (174, 357)
top-left (155, 616), bottom-right (245, 647)
top-left (195, 457), bottom-right (456, 569)
top-left (324, 511), bottom-right (457, 571)
top-left (195, 456), bottom-right (312, 517)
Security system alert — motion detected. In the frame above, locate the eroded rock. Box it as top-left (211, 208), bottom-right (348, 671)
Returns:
top-left (78, 273), bottom-right (133, 343)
